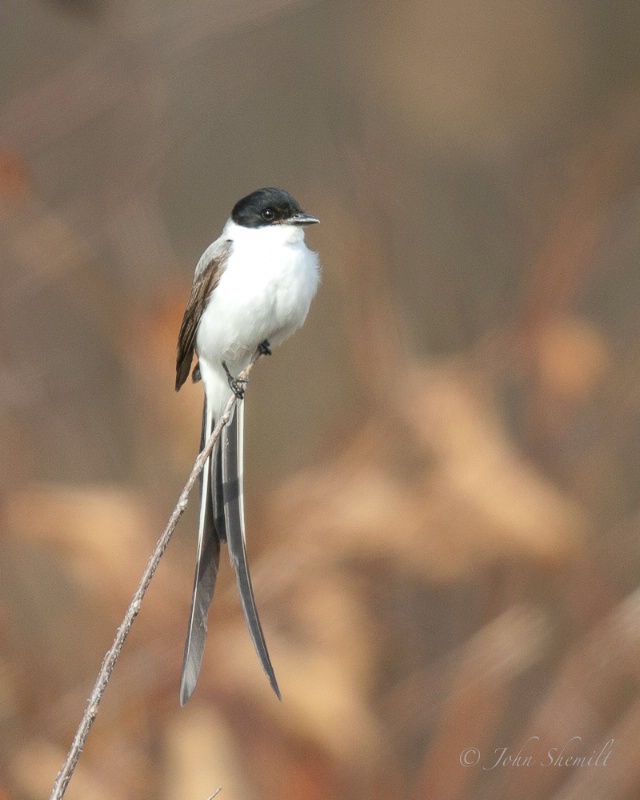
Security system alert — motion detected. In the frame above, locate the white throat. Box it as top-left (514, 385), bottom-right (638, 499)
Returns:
top-left (223, 218), bottom-right (306, 247)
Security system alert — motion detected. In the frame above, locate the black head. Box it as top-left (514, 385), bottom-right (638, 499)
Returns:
top-left (231, 187), bottom-right (319, 229)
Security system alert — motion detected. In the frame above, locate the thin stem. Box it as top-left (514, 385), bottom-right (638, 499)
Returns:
top-left (50, 354), bottom-right (261, 800)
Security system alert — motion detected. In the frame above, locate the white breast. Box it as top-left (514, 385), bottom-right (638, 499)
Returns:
top-left (196, 219), bottom-right (320, 373)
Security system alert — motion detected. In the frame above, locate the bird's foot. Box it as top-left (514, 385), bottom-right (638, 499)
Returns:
top-left (222, 361), bottom-right (248, 400)
top-left (258, 339), bottom-right (272, 356)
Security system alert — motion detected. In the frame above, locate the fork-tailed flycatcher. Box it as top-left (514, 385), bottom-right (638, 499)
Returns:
top-left (175, 187), bottom-right (320, 704)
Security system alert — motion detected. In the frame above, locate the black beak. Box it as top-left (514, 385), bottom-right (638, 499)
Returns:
top-left (290, 212), bottom-right (320, 226)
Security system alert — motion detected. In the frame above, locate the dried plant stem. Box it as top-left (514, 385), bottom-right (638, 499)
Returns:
top-left (50, 354), bottom-right (261, 800)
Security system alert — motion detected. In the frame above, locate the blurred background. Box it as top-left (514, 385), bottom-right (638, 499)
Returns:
top-left (2, 0), bottom-right (640, 798)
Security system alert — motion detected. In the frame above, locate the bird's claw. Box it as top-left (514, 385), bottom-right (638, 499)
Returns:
top-left (258, 339), bottom-right (272, 356)
top-left (223, 361), bottom-right (248, 400)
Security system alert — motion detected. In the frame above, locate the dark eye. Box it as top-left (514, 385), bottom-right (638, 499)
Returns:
top-left (261, 207), bottom-right (275, 221)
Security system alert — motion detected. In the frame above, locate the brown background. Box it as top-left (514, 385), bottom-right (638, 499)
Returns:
top-left (2, 1), bottom-right (640, 798)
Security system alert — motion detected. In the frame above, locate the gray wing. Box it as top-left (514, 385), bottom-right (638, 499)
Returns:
top-left (177, 237), bottom-right (231, 704)
top-left (175, 238), bottom-right (231, 392)
top-left (222, 401), bottom-right (281, 699)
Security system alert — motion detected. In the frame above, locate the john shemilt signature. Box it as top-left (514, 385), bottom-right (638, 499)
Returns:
top-left (459, 736), bottom-right (614, 770)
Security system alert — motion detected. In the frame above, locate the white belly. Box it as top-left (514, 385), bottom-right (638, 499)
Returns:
top-left (195, 223), bottom-right (319, 417)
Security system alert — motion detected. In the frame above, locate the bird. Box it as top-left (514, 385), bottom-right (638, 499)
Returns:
top-left (175, 187), bottom-right (320, 704)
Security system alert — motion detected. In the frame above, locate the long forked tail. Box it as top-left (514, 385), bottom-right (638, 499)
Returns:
top-left (222, 401), bottom-right (281, 699)
top-left (179, 400), bottom-right (222, 705)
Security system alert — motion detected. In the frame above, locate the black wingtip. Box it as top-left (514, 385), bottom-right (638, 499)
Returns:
top-left (175, 369), bottom-right (186, 392)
